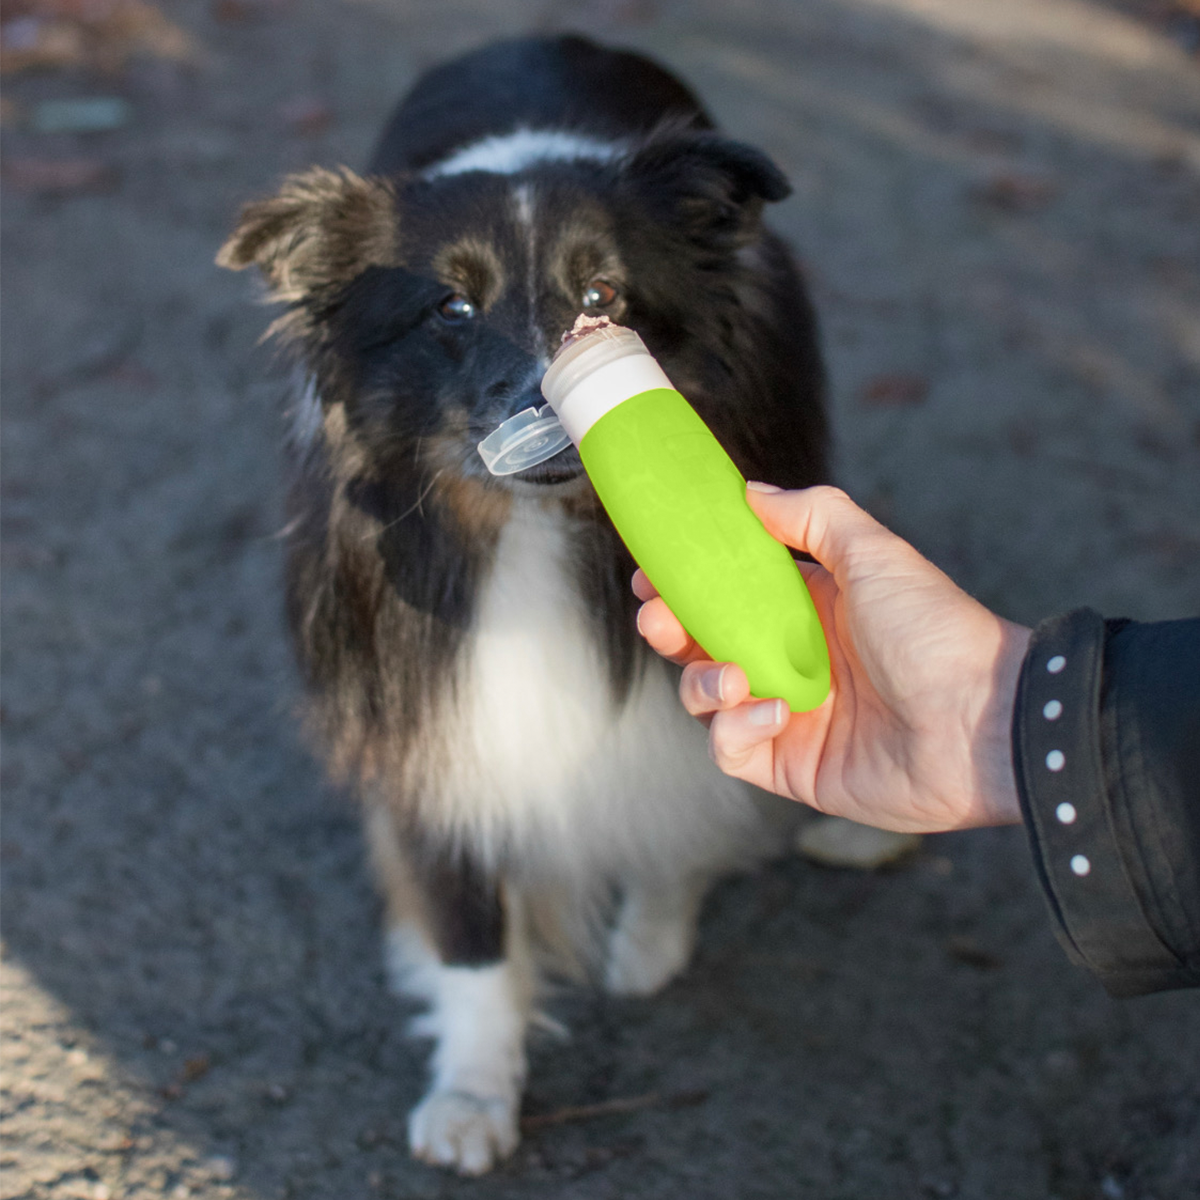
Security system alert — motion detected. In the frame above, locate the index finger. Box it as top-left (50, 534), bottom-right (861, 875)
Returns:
top-left (636, 596), bottom-right (711, 667)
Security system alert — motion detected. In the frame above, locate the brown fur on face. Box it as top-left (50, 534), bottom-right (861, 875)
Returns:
top-left (432, 238), bottom-right (506, 312)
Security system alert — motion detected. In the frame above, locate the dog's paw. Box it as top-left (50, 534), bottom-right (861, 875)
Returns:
top-left (604, 912), bottom-right (692, 997)
top-left (408, 1088), bottom-right (519, 1176)
top-left (795, 815), bottom-right (920, 869)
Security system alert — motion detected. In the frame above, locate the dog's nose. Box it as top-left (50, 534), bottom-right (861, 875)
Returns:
top-left (481, 358), bottom-right (550, 422)
top-left (514, 384), bottom-right (547, 416)
top-left (490, 378), bottom-right (547, 421)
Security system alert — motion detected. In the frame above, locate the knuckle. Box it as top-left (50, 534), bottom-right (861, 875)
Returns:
top-left (814, 484), bottom-right (851, 507)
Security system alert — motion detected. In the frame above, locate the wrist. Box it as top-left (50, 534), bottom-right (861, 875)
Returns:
top-left (973, 617), bottom-right (1031, 827)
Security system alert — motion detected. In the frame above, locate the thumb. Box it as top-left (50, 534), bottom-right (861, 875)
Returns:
top-left (744, 484), bottom-right (893, 575)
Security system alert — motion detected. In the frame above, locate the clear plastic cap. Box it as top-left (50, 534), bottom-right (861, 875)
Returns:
top-left (476, 403), bottom-right (572, 476)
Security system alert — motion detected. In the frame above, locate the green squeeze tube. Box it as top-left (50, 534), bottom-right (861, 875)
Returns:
top-left (540, 317), bottom-right (830, 713)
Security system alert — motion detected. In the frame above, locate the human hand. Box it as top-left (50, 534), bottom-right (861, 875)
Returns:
top-left (634, 485), bottom-right (1031, 832)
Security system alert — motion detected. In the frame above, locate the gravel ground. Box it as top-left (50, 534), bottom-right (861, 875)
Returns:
top-left (2, 1), bottom-right (1199, 1198)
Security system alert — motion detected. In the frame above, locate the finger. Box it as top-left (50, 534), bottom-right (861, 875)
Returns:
top-left (707, 698), bottom-right (789, 779)
top-left (744, 484), bottom-right (893, 575)
top-left (678, 659), bottom-right (750, 717)
top-left (636, 597), bottom-right (706, 665)
top-left (631, 568), bottom-right (658, 602)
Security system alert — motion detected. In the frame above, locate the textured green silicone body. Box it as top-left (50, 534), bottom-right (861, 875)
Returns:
top-left (579, 388), bottom-right (831, 712)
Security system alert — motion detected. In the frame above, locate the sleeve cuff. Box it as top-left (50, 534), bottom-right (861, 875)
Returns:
top-left (1012, 608), bottom-right (1183, 997)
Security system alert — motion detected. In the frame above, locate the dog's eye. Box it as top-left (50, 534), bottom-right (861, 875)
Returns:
top-left (438, 293), bottom-right (477, 322)
top-left (582, 280), bottom-right (618, 310)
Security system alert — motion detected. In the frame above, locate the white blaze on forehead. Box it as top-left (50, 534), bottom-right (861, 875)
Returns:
top-left (511, 181), bottom-right (535, 229)
top-left (510, 182), bottom-right (546, 358)
top-left (424, 128), bottom-right (623, 178)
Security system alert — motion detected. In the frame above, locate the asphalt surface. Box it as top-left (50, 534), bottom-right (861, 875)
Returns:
top-left (3, 1), bottom-right (1199, 1197)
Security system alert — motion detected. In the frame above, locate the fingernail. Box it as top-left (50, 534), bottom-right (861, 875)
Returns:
top-left (700, 665), bottom-right (727, 704)
top-left (635, 605), bottom-right (647, 638)
top-left (748, 699), bottom-right (786, 726)
top-left (746, 481), bottom-right (783, 494)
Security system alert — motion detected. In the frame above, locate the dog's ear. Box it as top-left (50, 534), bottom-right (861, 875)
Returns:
top-left (217, 167), bottom-right (398, 304)
top-left (622, 131), bottom-right (791, 249)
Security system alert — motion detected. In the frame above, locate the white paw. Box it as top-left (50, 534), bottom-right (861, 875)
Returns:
top-left (604, 916), bottom-right (692, 997)
top-left (795, 815), bottom-right (921, 869)
top-left (408, 1088), bottom-right (519, 1176)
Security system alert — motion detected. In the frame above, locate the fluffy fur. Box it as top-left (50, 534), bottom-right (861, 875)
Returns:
top-left (219, 35), bottom-right (828, 1174)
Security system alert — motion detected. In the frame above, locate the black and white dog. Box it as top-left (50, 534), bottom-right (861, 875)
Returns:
top-left (219, 35), bottom-right (828, 1175)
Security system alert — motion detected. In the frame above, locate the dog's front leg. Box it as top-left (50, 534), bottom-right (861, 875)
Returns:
top-left (368, 810), bottom-right (531, 1175)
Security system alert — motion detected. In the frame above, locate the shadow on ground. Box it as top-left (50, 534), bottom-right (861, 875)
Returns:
top-left (2, 1), bottom-right (1198, 1197)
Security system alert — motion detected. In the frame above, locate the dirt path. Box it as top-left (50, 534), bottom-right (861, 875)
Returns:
top-left (3, 1), bottom-right (1198, 1197)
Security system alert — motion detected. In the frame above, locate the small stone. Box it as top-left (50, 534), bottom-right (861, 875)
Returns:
top-left (206, 1156), bottom-right (236, 1181)
top-left (1, 16), bottom-right (44, 53)
top-left (31, 98), bottom-right (132, 135)
top-left (180, 1054), bottom-right (210, 1082)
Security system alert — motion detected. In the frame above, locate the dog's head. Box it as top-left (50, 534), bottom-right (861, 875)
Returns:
top-left (217, 128), bottom-right (791, 492)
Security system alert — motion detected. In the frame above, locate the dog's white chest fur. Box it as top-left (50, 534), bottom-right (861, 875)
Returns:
top-left (428, 501), bottom-right (761, 881)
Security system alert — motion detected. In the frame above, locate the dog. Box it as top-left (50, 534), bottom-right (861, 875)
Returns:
top-left (218, 34), bottom-right (829, 1175)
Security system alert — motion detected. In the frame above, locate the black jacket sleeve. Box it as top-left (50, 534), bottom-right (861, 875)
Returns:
top-left (1012, 608), bottom-right (1200, 997)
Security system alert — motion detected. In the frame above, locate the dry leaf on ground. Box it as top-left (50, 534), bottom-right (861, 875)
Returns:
top-left (859, 372), bottom-right (930, 407)
top-left (2, 155), bottom-right (117, 192)
top-left (0, 0), bottom-right (198, 75)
